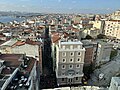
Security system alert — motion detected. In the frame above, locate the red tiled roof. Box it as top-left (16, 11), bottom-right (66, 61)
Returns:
top-left (63, 32), bottom-right (69, 38)
top-left (12, 39), bottom-right (41, 47)
top-left (26, 39), bottom-right (41, 45)
top-left (12, 41), bottom-right (25, 47)
top-left (72, 28), bottom-right (79, 32)
top-left (0, 54), bottom-right (23, 67)
top-left (24, 29), bottom-right (32, 33)
top-left (51, 32), bottom-right (60, 43)
top-left (52, 35), bottom-right (61, 43)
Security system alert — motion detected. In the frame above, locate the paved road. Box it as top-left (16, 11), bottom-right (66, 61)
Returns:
top-left (88, 52), bottom-right (120, 87)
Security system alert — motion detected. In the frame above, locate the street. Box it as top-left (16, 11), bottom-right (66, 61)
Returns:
top-left (88, 51), bottom-right (120, 87)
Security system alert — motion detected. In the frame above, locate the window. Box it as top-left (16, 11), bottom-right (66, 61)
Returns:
top-left (78, 52), bottom-right (81, 56)
top-left (77, 58), bottom-right (81, 62)
top-left (62, 73), bottom-right (65, 75)
top-left (70, 58), bottom-right (73, 62)
top-left (76, 77), bottom-right (78, 81)
top-left (62, 58), bottom-right (66, 62)
top-left (62, 52), bottom-right (66, 57)
top-left (76, 64), bottom-right (80, 68)
top-left (62, 78), bottom-right (64, 81)
top-left (62, 65), bottom-right (66, 69)
top-left (68, 79), bottom-right (72, 82)
top-left (70, 52), bottom-right (74, 56)
top-left (68, 79), bottom-right (70, 82)
top-left (69, 65), bottom-right (73, 69)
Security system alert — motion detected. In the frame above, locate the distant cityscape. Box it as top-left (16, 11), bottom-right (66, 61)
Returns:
top-left (0, 9), bottom-right (120, 90)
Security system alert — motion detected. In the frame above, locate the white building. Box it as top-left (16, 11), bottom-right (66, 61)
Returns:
top-left (109, 77), bottom-right (120, 90)
top-left (104, 20), bottom-right (120, 39)
top-left (110, 10), bottom-right (120, 20)
top-left (43, 86), bottom-right (106, 90)
top-left (55, 39), bottom-right (85, 85)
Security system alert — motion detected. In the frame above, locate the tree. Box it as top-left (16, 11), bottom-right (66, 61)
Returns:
top-left (85, 35), bottom-right (93, 39)
top-left (97, 34), bottom-right (107, 39)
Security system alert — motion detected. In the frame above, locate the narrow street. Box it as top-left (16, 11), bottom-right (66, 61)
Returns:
top-left (40, 26), bottom-right (57, 89)
top-left (42, 26), bottom-right (53, 75)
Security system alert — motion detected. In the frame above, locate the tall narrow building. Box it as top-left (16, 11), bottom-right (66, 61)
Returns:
top-left (55, 39), bottom-right (85, 85)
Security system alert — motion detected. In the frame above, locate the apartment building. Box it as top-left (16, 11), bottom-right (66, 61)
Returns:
top-left (55, 39), bottom-right (85, 85)
top-left (82, 40), bottom-right (97, 67)
top-left (110, 10), bottom-right (120, 20)
top-left (104, 20), bottom-right (120, 39)
top-left (96, 40), bottom-right (113, 66)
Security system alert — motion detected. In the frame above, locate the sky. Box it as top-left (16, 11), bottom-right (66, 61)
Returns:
top-left (0, 0), bottom-right (120, 14)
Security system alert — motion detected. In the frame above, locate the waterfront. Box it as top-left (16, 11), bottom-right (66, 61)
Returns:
top-left (0, 16), bottom-right (25, 23)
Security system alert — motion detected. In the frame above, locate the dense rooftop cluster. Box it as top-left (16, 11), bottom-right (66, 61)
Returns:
top-left (0, 10), bottom-right (120, 90)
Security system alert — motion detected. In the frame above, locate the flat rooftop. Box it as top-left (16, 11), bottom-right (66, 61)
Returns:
top-left (0, 39), bottom-right (17, 46)
top-left (112, 77), bottom-right (120, 85)
top-left (0, 54), bottom-right (23, 68)
top-left (60, 40), bottom-right (83, 45)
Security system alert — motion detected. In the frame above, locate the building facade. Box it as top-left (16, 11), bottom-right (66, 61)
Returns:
top-left (82, 40), bottom-right (97, 67)
top-left (104, 20), bottom-right (120, 39)
top-left (110, 10), bottom-right (120, 20)
top-left (55, 40), bottom-right (85, 85)
top-left (96, 41), bottom-right (113, 66)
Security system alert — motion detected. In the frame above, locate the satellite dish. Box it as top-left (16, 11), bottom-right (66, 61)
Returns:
top-left (99, 73), bottom-right (104, 79)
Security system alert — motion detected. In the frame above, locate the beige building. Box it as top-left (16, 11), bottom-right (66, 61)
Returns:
top-left (55, 39), bottom-right (85, 85)
top-left (110, 10), bottom-right (120, 20)
top-left (88, 29), bottom-right (101, 38)
top-left (104, 20), bottom-right (120, 39)
top-left (89, 21), bottom-right (102, 30)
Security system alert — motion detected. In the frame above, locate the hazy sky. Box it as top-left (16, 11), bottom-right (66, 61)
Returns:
top-left (0, 0), bottom-right (120, 13)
